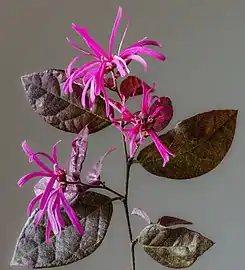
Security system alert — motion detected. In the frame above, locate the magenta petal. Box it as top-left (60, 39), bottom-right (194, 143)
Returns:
top-left (45, 220), bottom-right (52, 243)
top-left (39, 175), bottom-right (56, 210)
top-left (52, 140), bottom-right (61, 164)
top-left (129, 132), bottom-right (138, 158)
top-left (54, 196), bottom-right (65, 228)
top-left (118, 17), bottom-right (130, 54)
top-left (120, 46), bottom-right (165, 61)
top-left (149, 130), bottom-right (174, 167)
top-left (21, 141), bottom-right (54, 173)
top-left (126, 54), bottom-right (148, 72)
top-left (18, 171), bottom-right (52, 187)
top-left (127, 39), bottom-right (162, 49)
top-left (109, 7), bottom-right (122, 56)
top-left (27, 194), bottom-right (42, 216)
top-left (72, 24), bottom-right (109, 59)
top-left (59, 190), bottom-right (84, 235)
top-left (66, 37), bottom-right (95, 57)
top-left (81, 77), bottom-right (92, 108)
top-left (47, 191), bottom-right (59, 235)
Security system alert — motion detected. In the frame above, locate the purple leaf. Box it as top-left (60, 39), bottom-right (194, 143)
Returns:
top-left (69, 126), bottom-right (89, 178)
top-left (158, 216), bottom-right (193, 227)
top-left (21, 69), bottom-right (112, 134)
top-left (150, 97), bottom-right (174, 132)
top-left (11, 192), bottom-right (113, 268)
top-left (120, 76), bottom-right (150, 100)
top-left (131, 208), bottom-right (151, 224)
top-left (137, 224), bottom-right (214, 268)
top-left (87, 148), bottom-right (116, 185)
top-left (138, 109), bottom-right (238, 179)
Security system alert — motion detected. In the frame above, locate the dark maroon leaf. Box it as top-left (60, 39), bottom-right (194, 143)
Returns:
top-left (69, 126), bottom-right (89, 178)
top-left (138, 110), bottom-right (238, 179)
top-left (138, 224), bottom-right (214, 268)
top-left (11, 192), bottom-right (113, 268)
top-left (21, 69), bottom-right (112, 134)
top-left (120, 76), bottom-right (150, 100)
top-left (151, 97), bottom-right (174, 132)
top-left (158, 216), bottom-right (192, 227)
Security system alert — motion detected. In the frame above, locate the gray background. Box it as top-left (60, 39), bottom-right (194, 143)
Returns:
top-left (1, 0), bottom-right (244, 269)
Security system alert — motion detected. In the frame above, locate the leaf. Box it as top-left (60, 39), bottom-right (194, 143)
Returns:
top-left (21, 69), bottom-right (112, 134)
top-left (158, 216), bottom-right (192, 227)
top-left (11, 192), bottom-right (113, 268)
top-left (138, 110), bottom-right (238, 179)
top-left (86, 148), bottom-right (116, 185)
top-left (131, 208), bottom-right (151, 224)
top-left (120, 76), bottom-right (150, 100)
top-left (137, 224), bottom-right (214, 268)
top-left (69, 126), bottom-right (89, 178)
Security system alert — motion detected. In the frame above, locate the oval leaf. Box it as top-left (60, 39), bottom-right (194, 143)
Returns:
top-left (21, 69), bottom-right (112, 134)
top-left (138, 224), bottom-right (214, 268)
top-left (11, 192), bottom-right (113, 268)
top-left (158, 216), bottom-right (192, 227)
top-left (138, 110), bottom-right (238, 179)
top-left (120, 76), bottom-right (150, 100)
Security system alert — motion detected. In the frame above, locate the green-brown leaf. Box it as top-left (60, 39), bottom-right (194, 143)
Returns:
top-left (21, 69), bottom-right (112, 134)
top-left (11, 192), bottom-right (113, 268)
top-left (137, 224), bottom-right (214, 268)
top-left (138, 110), bottom-right (238, 179)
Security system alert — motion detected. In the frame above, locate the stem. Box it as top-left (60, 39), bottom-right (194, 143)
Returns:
top-left (67, 181), bottom-right (124, 199)
top-left (121, 130), bottom-right (136, 270)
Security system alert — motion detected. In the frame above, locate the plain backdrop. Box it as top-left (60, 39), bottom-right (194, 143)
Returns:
top-left (1, 0), bottom-right (245, 269)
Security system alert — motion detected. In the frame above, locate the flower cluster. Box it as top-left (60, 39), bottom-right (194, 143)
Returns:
top-left (64, 6), bottom-right (174, 165)
top-left (18, 127), bottom-right (113, 242)
top-left (64, 6), bottom-right (165, 116)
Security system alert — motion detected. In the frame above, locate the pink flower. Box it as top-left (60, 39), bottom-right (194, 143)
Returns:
top-left (64, 6), bottom-right (165, 116)
top-left (112, 84), bottom-right (175, 166)
top-left (17, 140), bottom-right (84, 243)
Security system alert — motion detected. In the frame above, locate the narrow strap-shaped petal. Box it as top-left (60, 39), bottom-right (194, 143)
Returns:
top-left (125, 54), bottom-right (148, 72)
top-left (112, 55), bottom-right (130, 77)
top-left (54, 195), bottom-right (65, 229)
top-left (21, 141), bottom-right (54, 173)
top-left (45, 220), bottom-right (52, 243)
top-left (52, 140), bottom-right (61, 164)
top-left (72, 24), bottom-right (109, 59)
top-left (66, 37), bottom-right (96, 57)
top-left (89, 77), bottom-right (96, 110)
top-left (98, 63), bottom-right (111, 116)
top-left (120, 46), bottom-right (165, 61)
top-left (39, 175), bottom-right (57, 210)
top-left (67, 61), bottom-right (99, 93)
top-left (59, 190), bottom-right (84, 235)
top-left (27, 193), bottom-right (42, 216)
top-left (66, 54), bottom-right (84, 79)
top-left (82, 68), bottom-right (97, 85)
top-left (118, 17), bottom-right (130, 55)
top-left (81, 76), bottom-right (93, 109)
top-left (109, 7), bottom-right (122, 56)
top-left (18, 171), bottom-right (52, 187)
top-left (129, 131), bottom-right (138, 158)
top-left (149, 130), bottom-right (175, 167)
top-left (126, 39), bottom-right (162, 49)
top-left (47, 190), bottom-right (59, 235)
